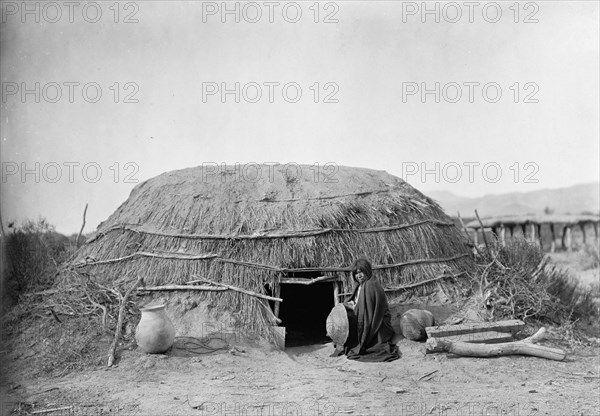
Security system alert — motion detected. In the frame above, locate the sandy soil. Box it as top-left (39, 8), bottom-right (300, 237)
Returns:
top-left (2, 333), bottom-right (599, 416)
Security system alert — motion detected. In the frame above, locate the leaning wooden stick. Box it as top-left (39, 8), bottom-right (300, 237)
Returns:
top-left (76, 203), bottom-right (88, 247)
top-left (474, 209), bottom-right (490, 251)
top-left (426, 327), bottom-right (566, 361)
top-left (474, 209), bottom-right (506, 270)
top-left (457, 211), bottom-right (482, 256)
top-left (107, 276), bottom-right (143, 367)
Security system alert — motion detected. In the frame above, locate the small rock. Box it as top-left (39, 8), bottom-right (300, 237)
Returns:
top-left (387, 387), bottom-right (407, 394)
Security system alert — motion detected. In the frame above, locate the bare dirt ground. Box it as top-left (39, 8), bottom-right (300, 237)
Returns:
top-left (1, 336), bottom-right (599, 416)
top-left (2, 251), bottom-right (599, 416)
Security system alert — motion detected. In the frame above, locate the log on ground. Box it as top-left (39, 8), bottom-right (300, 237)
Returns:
top-left (426, 319), bottom-right (525, 338)
top-left (426, 328), bottom-right (566, 361)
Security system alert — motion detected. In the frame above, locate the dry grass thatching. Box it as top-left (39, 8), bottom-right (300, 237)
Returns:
top-left (60, 164), bottom-right (474, 338)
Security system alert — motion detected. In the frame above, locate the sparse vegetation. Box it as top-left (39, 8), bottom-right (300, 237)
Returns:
top-left (3, 218), bottom-right (74, 310)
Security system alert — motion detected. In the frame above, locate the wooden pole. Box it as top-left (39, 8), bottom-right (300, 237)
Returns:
top-left (580, 223), bottom-right (587, 245)
top-left (333, 281), bottom-right (340, 305)
top-left (550, 223), bottom-right (556, 253)
top-left (529, 223), bottom-right (536, 243)
top-left (561, 226), bottom-right (567, 250)
top-left (76, 203), bottom-right (88, 247)
top-left (108, 276), bottom-right (143, 367)
top-left (537, 224), bottom-right (543, 249)
top-left (427, 337), bottom-right (565, 361)
top-left (499, 225), bottom-right (506, 247)
top-left (273, 277), bottom-right (281, 319)
top-left (593, 222), bottom-right (598, 239)
top-left (565, 226), bottom-right (572, 252)
top-left (457, 211), bottom-right (481, 256)
top-left (474, 210), bottom-right (490, 251)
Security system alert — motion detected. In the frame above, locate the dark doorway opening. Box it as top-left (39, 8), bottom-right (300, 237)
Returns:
top-left (279, 281), bottom-right (334, 347)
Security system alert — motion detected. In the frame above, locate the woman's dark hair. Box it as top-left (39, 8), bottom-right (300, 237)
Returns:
top-left (351, 258), bottom-right (373, 282)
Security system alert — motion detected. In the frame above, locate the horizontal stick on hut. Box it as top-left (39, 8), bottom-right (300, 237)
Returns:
top-left (279, 275), bottom-right (338, 285)
top-left (86, 219), bottom-right (456, 243)
top-left (31, 406), bottom-right (74, 415)
top-left (71, 251), bottom-right (471, 274)
top-left (174, 277), bottom-right (284, 303)
top-left (384, 272), bottom-right (466, 292)
top-left (138, 285), bottom-right (228, 292)
top-left (336, 272), bottom-right (466, 296)
top-left (71, 252), bottom-right (219, 268)
top-left (426, 327), bottom-right (566, 361)
top-left (275, 254), bottom-right (471, 273)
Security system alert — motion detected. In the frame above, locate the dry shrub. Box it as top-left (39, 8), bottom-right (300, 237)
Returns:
top-left (3, 218), bottom-right (75, 308)
top-left (478, 238), bottom-right (599, 326)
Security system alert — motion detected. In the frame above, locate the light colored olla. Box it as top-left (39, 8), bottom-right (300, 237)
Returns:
top-left (135, 304), bottom-right (176, 354)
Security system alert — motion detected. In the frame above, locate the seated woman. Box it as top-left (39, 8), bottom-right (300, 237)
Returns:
top-left (334, 258), bottom-right (400, 362)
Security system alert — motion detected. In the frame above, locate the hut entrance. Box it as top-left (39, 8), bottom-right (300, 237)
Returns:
top-left (278, 272), bottom-right (335, 347)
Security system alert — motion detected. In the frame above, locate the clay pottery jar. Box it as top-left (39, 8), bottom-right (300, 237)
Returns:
top-left (135, 304), bottom-right (176, 353)
top-left (400, 309), bottom-right (435, 341)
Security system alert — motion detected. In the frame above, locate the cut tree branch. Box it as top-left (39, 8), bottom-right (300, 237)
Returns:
top-left (107, 276), bottom-right (143, 367)
top-left (76, 203), bottom-right (88, 248)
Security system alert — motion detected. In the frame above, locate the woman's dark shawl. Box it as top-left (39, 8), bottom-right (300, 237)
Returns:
top-left (334, 276), bottom-right (400, 362)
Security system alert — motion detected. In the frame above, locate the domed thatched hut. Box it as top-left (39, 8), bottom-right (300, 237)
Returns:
top-left (68, 164), bottom-right (473, 346)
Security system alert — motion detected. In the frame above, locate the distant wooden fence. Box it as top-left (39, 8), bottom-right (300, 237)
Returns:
top-left (464, 214), bottom-right (599, 252)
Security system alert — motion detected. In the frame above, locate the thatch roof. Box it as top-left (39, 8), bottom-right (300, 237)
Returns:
top-left (66, 164), bottom-right (473, 337)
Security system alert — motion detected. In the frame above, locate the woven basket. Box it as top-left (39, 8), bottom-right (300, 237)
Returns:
top-left (326, 303), bottom-right (349, 345)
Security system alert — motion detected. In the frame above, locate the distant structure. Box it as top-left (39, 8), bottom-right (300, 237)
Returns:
top-left (465, 214), bottom-right (600, 252)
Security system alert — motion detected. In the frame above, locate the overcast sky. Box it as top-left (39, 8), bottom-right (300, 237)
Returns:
top-left (1, 1), bottom-right (598, 233)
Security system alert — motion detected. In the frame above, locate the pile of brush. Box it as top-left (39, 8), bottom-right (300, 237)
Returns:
top-left (474, 239), bottom-right (598, 327)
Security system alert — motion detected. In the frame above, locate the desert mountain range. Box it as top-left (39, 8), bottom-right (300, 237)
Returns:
top-left (429, 182), bottom-right (599, 218)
